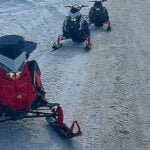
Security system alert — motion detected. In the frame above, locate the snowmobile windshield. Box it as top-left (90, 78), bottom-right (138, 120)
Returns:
top-left (94, 2), bottom-right (102, 8)
top-left (69, 11), bottom-right (81, 20)
top-left (0, 51), bottom-right (26, 73)
top-left (70, 6), bottom-right (80, 13)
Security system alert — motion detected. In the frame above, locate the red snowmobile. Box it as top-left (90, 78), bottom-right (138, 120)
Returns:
top-left (0, 35), bottom-right (82, 139)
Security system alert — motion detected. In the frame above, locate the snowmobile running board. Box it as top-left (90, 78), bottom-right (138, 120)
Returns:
top-left (0, 103), bottom-right (82, 139)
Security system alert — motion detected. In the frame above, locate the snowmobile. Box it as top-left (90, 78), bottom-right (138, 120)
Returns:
top-left (52, 4), bottom-right (91, 50)
top-left (0, 35), bottom-right (82, 139)
top-left (89, 0), bottom-right (111, 31)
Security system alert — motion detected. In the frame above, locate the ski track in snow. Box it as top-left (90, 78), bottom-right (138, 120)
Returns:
top-left (0, 0), bottom-right (150, 150)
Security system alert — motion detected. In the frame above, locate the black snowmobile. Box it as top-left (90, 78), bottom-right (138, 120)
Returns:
top-left (89, 0), bottom-right (111, 31)
top-left (0, 35), bottom-right (82, 139)
top-left (52, 4), bottom-right (91, 50)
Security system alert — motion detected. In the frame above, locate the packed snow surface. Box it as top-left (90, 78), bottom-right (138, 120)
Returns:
top-left (0, 0), bottom-right (150, 150)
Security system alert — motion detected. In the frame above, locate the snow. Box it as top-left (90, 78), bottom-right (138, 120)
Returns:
top-left (0, 0), bottom-right (150, 150)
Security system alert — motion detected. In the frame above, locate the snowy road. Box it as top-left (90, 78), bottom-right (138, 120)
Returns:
top-left (0, 0), bottom-right (150, 150)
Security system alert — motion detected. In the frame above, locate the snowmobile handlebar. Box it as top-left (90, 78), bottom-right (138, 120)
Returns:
top-left (89, 0), bottom-right (107, 2)
top-left (64, 5), bottom-right (88, 9)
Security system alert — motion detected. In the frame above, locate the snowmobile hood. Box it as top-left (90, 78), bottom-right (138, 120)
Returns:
top-left (0, 52), bottom-right (26, 72)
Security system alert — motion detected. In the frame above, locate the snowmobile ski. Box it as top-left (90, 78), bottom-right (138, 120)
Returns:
top-left (52, 42), bottom-right (62, 50)
top-left (84, 36), bottom-right (92, 50)
top-left (46, 105), bottom-right (82, 139)
top-left (107, 26), bottom-right (111, 31)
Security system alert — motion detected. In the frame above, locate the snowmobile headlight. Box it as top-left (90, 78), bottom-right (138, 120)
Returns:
top-left (96, 8), bottom-right (101, 11)
top-left (71, 18), bottom-right (77, 22)
top-left (7, 71), bottom-right (22, 80)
